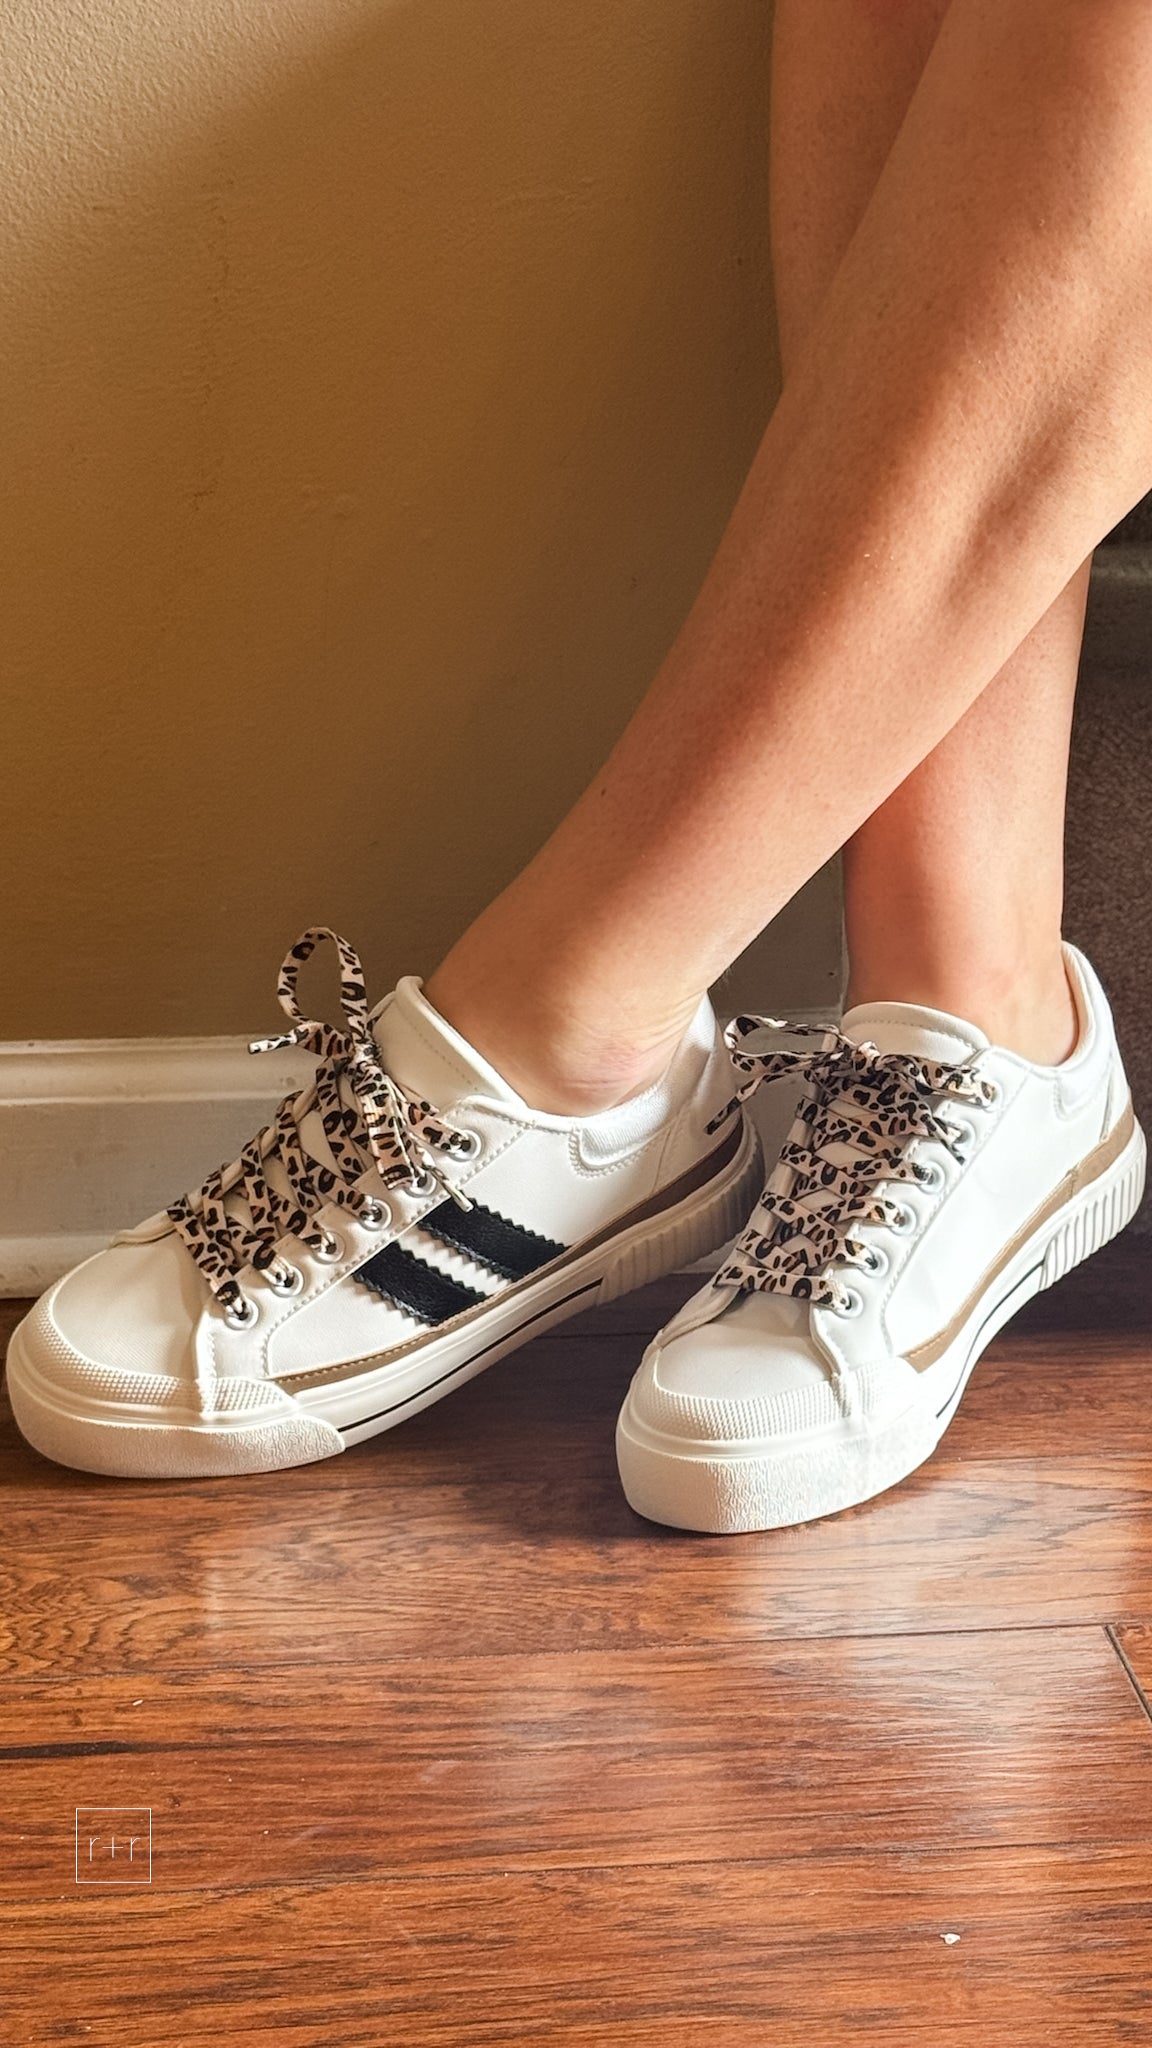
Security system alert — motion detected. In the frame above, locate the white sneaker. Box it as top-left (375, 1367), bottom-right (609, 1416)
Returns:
top-left (7, 927), bottom-right (761, 1479)
top-left (616, 945), bottom-right (1146, 1533)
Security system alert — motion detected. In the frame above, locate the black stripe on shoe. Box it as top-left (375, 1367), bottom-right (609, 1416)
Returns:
top-left (355, 1242), bottom-right (488, 1325)
top-left (420, 1198), bottom-right (567, 1281)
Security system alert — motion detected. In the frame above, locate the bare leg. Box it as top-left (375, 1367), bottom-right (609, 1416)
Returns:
top-left (770, 0), bottom-right (1085, 1064)
top-left (429, 0), bottom-right (1152, 1110)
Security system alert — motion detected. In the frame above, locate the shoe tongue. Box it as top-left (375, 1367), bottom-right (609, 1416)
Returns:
top-left (371, 976), bottom-right (526, 1110)
top-left (838, 998), bottom-right (989, 1066)
top-left (184, 977), bottom-right (523, 1246)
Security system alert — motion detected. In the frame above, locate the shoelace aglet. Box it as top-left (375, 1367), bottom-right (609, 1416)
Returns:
top-left (247, 1022), bottom-right (314, 1059)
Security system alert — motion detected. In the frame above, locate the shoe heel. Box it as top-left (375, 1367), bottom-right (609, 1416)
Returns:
top-left (1041, 1119), bottom-right (1147, 1291)
top-left (598, 1118), bottom-right (763, 1303)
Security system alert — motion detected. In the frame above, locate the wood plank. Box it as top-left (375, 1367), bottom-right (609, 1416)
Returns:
top-left (8, 1433), bottom-right (1152, 1671)
top-left (4, 1846), bottom-right (1152, 2044)
top-left (1107, 1623), bottom-right (1152, 1716)
top-left (0, 1628), bottom-right (1146, 1895)
top-left (935, 1328), bottom-right (1152, 1462)
top-left (3, 1247), bottom-right (1150, 1678)
top-left (1, 1227), bottom-right (1149, 2039)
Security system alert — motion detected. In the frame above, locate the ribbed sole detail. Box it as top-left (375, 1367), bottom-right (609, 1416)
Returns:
top-left (1041, 1128), bottom-right (1146, 1289)
top-left (599, 1143), bottom-right (764, 1304)
top-left (618, 1402), bottom-right (941, 1537)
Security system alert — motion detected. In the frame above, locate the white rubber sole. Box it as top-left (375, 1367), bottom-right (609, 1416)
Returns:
top-left (616, 1118), bottom-right (1147, 1535)
top-left (6, 1119), bottom-right (763, 1480)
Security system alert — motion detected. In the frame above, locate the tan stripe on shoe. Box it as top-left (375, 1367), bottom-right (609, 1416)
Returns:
top-left (906, 1099), bottom-right (1136, 1373)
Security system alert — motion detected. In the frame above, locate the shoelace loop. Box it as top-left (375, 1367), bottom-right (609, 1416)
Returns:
top-left (167, 926), bottom-right (475, 1313)
top-left (710, 1015), bottom-right (996, 1310)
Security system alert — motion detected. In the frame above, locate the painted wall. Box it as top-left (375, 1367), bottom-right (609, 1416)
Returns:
top-left (1, 0), bottom-right (842, 1042)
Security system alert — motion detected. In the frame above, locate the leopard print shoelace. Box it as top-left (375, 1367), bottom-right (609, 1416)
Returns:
top-left (710, 1016), bottom-right (996, 1312)
top-left (167, 927), bottom-right (476, 1314)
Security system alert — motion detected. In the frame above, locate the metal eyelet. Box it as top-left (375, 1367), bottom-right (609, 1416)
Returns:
top-left (864, 1246), bottom-right (889, 1277)
top-left (915, 1158), bottom-right (946, 1193)
top-left (266, 1262), bottom-right (304, 1297)
top-left (224, 1293), bottom-right (259, 1329)
top-left (832, 1286), bottom-right (864, 1318)
top-left (314, 1230), bottom-right (345, 1265)
top-left (452, 1130), bottom-right (483, 1161)
top-left (889, 1204), bottom-right (917, 1236)
top-left (359, 1199), bottom-right (390, 1232)
top-left (406, 1171), bottom-right (438, 1199)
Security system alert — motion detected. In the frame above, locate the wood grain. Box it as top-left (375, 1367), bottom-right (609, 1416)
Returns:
top-left (0, 1628), bottom-right (1147, 1896)
top-left (4, 1848), bottom-right (1151, 2046)
top-left (1107, 1623), bottom-right (1152, 1717)
top-left (2, 1242), bottom-right (1151, 2043)
top-left (1, 1251), bottom-right (1151, 1682)
top-left (11, 1456), bottom-right (1152, 1672)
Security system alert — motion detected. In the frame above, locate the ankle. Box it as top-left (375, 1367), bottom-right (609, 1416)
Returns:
top-left (844, 950), bottom-right (1079, 1066)
top-left (423, 958), bottom-right (696, 1116)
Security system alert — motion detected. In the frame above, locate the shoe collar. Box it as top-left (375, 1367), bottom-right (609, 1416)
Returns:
top-left (371, 976), bottom-right (527, 1113)
top-left (839, 943), bottom-right (1098, 1080)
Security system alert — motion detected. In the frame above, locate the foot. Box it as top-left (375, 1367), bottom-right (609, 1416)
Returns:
top-left (616, 945), bottom-right (1146, 1534)
top-left (6, 927), bottom-right (762, 1480)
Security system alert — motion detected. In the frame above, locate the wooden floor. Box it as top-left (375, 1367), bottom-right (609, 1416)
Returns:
top-left (1, 1243), bottom-right (1151, 2045)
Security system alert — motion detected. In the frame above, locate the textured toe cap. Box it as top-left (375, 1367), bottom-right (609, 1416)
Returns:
top-left (637, 1287), bottom-right (841, 1443)
top-left (634, 1287), bottom-right (921, 1446)
top-left (8, 1246), bottom-right (342, 1477)
top-left (18, 1235), bottom-right (205, 1404)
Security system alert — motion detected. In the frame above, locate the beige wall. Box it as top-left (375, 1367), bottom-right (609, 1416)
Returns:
top-left (2, 0), bottom-right (842, 1042)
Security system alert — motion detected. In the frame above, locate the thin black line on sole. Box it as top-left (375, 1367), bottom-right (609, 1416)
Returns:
top-left (336, 1278), bottom-right (603, 1436)
top-left (934, 1259), bottom-right (1044, 1420)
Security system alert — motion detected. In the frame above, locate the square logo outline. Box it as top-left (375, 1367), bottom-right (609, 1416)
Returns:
top-left (74, 1806), bottom-right (153, 1885)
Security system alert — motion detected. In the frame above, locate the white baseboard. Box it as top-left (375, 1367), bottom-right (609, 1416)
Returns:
top-left (0, 1037), bottom-right (318, 1296)
top-left (0, 1014), bottom-right (838, 1299)
top-left (2, 1235), bottom-right (120, 1299)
